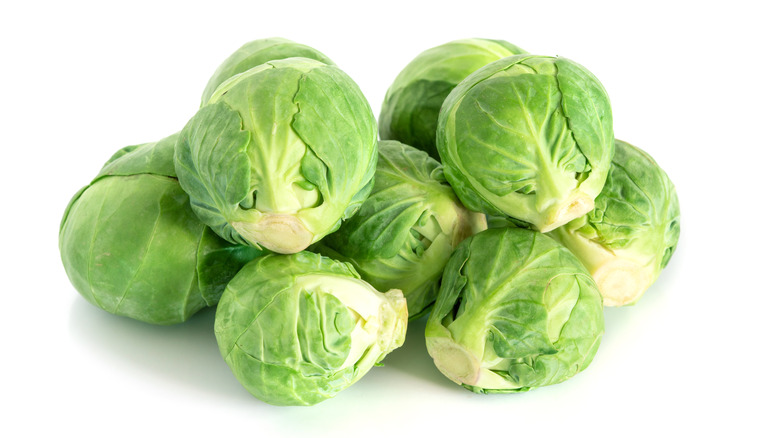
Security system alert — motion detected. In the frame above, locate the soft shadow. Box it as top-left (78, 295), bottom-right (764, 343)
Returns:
top-left (68, 298), bottom-right (248, 400)
top-left (381, 316), bottom-right (455, 390)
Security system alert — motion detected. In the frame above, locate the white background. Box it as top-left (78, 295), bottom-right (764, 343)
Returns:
top-left (2, 1), bottom-right (778, 436)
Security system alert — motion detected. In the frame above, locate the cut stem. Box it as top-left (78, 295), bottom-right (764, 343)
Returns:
top-left (232, 214), bottom-right (313, 253)
top-left (592, 259), bottom-right (653, 306)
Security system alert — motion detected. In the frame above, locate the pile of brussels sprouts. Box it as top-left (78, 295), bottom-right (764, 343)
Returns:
top-left (60, 38), bottom-right (679, 406)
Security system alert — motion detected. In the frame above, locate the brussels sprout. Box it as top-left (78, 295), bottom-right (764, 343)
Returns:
top-left (200, 37), bottom-right (334, 107)
top-left (176, 57), bottom-right (378, 254)
top-left (215, 251), bottom-right (408, 406)
top-left (437, 54), bottom-right (614, 232)
top-left (548, 140), bottom-right (680, 306)
top-left (426, 228), bottom-right (604, 393)
top-left (314, 140), bottom-right (487, 319)
top-left (59, 134), bottom-right (262, 325)
top-left (379, 38), bottom-right (525, 159)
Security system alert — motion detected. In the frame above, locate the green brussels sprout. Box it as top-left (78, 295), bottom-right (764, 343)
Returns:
top-left (437, 54), bottom-right (614, 232)
top-left (548, 140), bottom-right (680, 306)
top-left (379, 38), bottom-right (525, 159)
top-left (176, 57), bottom-right (378, 254)
top-left (59, 134), bottom-right (262, 325)
top-left (200, 37), bottom-right (334, 107)
top-left (215, 251), bottom-right (408, 406)
top-left (426, 228), bottom-right (604, 393)
top-left (314, 140), bottom-right (487, 319)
